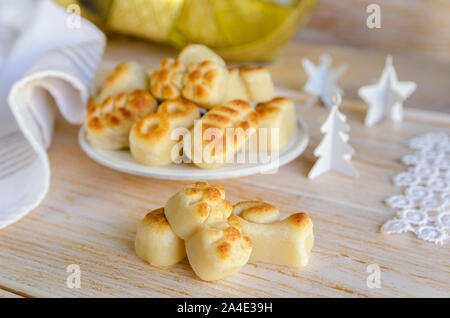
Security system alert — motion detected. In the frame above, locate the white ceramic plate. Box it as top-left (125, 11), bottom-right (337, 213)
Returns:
top-left (78, 117), bottom-right (309, 180)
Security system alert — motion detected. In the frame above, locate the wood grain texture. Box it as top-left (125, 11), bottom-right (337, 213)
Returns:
top-left (0, 288), bottom-right (24, 298)
top-left (0, 39), bottom-right (449, 298)
top-left (0, 98), bottom-right (448, 297)
top-left (297, 0), bottom-right (450, 61)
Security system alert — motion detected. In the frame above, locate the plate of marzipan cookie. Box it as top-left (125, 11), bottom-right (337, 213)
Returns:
top-left (79, 44), bottom-right (309, 180)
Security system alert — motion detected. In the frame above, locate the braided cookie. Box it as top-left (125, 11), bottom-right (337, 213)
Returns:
top-left (85, 89), bottom-right (157, 150)
top-left (186, 99), bottom-right (259, 169)
top-left (255, 97), bottom-right (297, 152)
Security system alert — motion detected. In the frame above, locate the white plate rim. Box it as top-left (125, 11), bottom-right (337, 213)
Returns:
top-left (78, 117), bottom-right (309, 180)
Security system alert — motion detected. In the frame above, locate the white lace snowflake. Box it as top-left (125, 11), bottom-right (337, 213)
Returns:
top-left (381, 132), bottom-right (450, 244)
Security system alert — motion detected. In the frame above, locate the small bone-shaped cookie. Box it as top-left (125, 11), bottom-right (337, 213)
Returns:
top-left (135, 208), bottom-right (186, 267)
top-left (228, 201), bottom-right (314, 268)
top-left (164, 182), bottom-right (233, 240)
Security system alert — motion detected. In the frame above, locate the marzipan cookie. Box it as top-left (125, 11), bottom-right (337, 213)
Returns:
top-left (149, 58), bottom-right (186, 101)
top-left (185, 222), bottom-right (252, 281)
top-left (182, 60), bottom-right (230, 109)
top-left (135, 208), bottom-right (186, 267)
top-left (229, 201), bottom-right (314, 268)
top-left (85, 89), bottom-right (157, 150)
top-left (97, 62), bottom-right (147, 103)
top-left (239, 66), bottom-right (275, 103)
top-left (129, 98), bottom-right (200, 166)
top-left (186, 99), bottom-right (259, 169)
top-left (164, 181), bottom-right (251, 281)
top-left (255, 97), bottom-right (297, 152)
top-left (178, 44), bottom-right (226, 68)
top-left (224, 68), bottom-right (250, 102)
top-left (164, 182), bottom-right (233, 240)
top-left (135, 182), bottom-right (314, 281)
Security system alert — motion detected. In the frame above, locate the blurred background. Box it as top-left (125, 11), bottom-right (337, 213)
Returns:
top-left (49, 0), bottom-right (450, 113)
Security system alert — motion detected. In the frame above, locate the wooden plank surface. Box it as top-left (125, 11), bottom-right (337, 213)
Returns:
top-left (0, 100), bottom-right (448, 297)
top-left (0, 289), bottom-right (23, 298)
top-left (0, 39), bottom-right (449, 298)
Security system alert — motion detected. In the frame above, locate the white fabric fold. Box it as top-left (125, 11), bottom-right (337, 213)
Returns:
top-left (0, 0), bottom-right (105, 228)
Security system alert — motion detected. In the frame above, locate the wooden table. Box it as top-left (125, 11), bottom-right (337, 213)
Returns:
top-left (0, 39), bottom-right (449, 298)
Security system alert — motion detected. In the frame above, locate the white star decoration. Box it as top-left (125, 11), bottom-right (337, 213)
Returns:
top-left (302, 54), bottom-right (347, 108)
top-left (358, 55), bottom-right (417, 127)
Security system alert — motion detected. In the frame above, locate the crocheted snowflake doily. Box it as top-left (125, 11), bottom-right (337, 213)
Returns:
top-left (381, 132), bottom-right (450, 244)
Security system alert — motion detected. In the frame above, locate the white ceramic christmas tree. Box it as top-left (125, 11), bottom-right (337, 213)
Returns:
top-left (308, 95), bottom-right (359, 179)
top-left (358, 55), bottom-right (417, 127)
top-left (302, 54), bottom-right (347, 108)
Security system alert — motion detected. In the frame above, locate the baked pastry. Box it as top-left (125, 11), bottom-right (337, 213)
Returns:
top-left (149, 58), bottom-right (186, 101)
top-left (135, 208), bottom-right (186, 267)
top-left (86, 89), bottom-right (157, 150)
top-left (164, 182), bottom-right (233, 240)
top-left (185, 222), bottom-right (252, 281)
top-left (182, 60), bottom-right (229, 109)
top-left (186, 99), bottom-right (259, 169)
top-left (129, 98), bottom-right (200, 166)
top-left (229, 201), bottom-right (314, 268)
top-left (224, 68), bottom-right (250, 102)
top-left (97, 62), bottom-right (147, 103)
top-left (239, 66), bottom-right (275, 103)
top-left (178, 44), bottom-right (226, 68)
top-left (255, 97), bottom-right (297, 152)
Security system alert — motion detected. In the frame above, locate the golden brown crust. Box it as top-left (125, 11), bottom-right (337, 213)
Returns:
top-left (164, 182), bottom-right (233, 240)
top-left (150, 58), bottom-right (186, 100)
top-left (255, 97), bottom-right (291, 119)
top-left (144, 208), bottom-right (171, 230)
top-left (233, 201), bottom-right (280, 224)
top-left (129, 98), bottom-right (200, 166)
top-left (178, 44), bottom-right (226, 67)
top-left (182, 60), bottom-right (229, 108)
top-left (131, 113), bottom-right (171, 146)
top-left (97, 62), bottom-right (147, 103)
top-left (216, 242), bottom-right (232, 259)
top-left (156, 98), bottom-right (200, 128)
top-left (286, 213), bottom-right (312, 231)
top-left (135, 207), bottom-right (186, 267)
top-left (188, 99), bottom-right (259, 168)
top-left (85, 89), bottom-right (157, 150)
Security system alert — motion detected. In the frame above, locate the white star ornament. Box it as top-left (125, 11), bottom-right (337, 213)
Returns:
top-left (302, 54), bottom-right (347, 108)
top-left (359, 55), bottom-right (416, 127)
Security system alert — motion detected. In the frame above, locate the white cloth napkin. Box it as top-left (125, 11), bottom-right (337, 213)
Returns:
top-left (0, 0), bottom-right (105, 228)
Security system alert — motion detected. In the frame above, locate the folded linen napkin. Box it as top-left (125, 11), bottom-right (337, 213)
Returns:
top-left (0, 0), bottom-right (105, 228)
